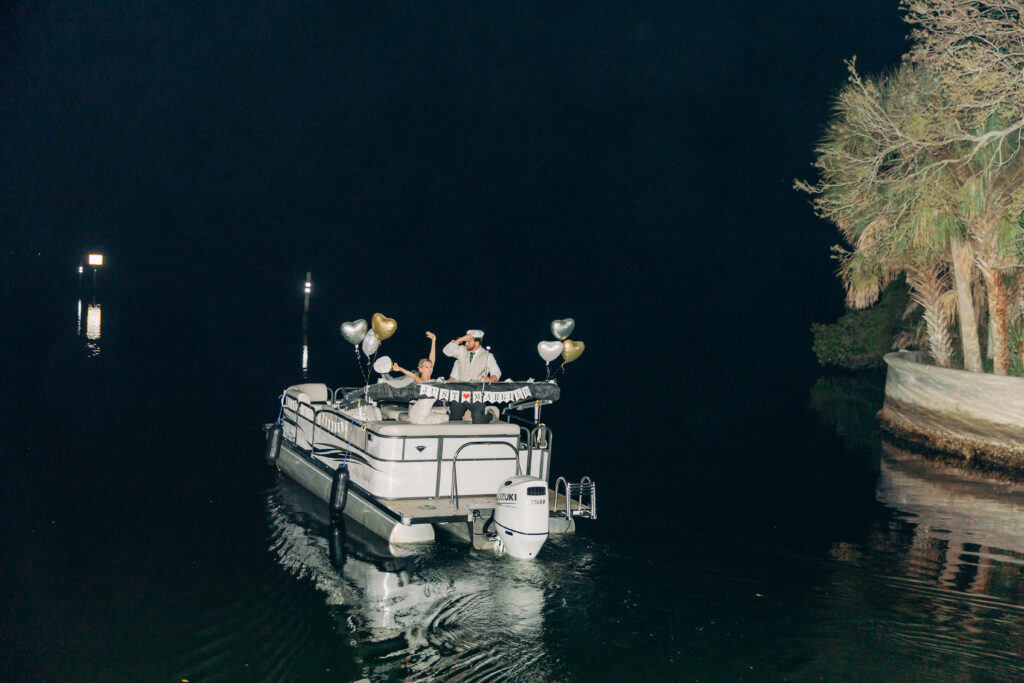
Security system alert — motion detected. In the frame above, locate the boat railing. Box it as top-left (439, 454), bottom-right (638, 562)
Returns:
top-left (280, 395), bottom-right (349, 454)
top-left (516, 424), bottom-right (550, 482)
top-left (281, 393), bottom-right (320, 447)
top-left (285, 401), bottom-right (527, 501)
top-left (309, 408), bottom-right (352, 456)
top-left (330, 386), bottom-right (357, 405)
top-left (530, 425), bottom-right (553, 482)
top-left (449, 440), bottom-right (521, 509)
top-left (518, 425), bottom-right (531, 459)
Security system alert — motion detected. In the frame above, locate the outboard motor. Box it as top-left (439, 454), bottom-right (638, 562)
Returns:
top-left (493, 475), bottom-right (549, 559)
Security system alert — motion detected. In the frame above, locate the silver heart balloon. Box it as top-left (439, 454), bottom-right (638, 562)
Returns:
top-left (537, 341), bottom-right (563, 363)
top-left (361, 328), bottom-right (380, 356)
top-left (550, 318), bottom-right (575, 341)
top-left (340, 319), bottom-right (368, 346)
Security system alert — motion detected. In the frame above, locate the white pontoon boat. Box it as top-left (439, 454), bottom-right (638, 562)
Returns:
top-left (264, 380), bottom-right (596, 559)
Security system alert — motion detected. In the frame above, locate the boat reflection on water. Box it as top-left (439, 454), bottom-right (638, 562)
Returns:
top-left (267, 476), bottom-right (554, 681)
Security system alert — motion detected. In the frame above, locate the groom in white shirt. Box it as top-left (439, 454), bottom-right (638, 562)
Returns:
top-left (443, 329), bottom-right (500, 423)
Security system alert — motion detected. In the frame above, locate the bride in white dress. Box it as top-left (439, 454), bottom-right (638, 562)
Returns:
top-left (391, 331), bottom-right (449, 424)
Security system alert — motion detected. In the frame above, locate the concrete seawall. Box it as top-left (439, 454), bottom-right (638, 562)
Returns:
top-left (879, 351), bottom-right (1024, 476)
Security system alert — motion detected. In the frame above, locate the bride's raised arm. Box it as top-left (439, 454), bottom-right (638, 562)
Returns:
top-left (426, 331), bottom-right (436, 365)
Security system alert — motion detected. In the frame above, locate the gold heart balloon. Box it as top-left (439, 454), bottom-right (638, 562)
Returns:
top-left (561, 339), bottom-right (585, 364)
top-left (371, 313), bottom-right (397, 340)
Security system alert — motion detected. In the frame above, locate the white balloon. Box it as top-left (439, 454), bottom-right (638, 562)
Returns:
top-left (373, 355), bottom-right (393, 374)
top-left (361, 329), bottom-right (380, 356)
top-left (340, 319), bottom-right (368, 346)
top-left (551, 318), bottom-right (575, 340)
top-left (537, 341), bottom-right (563, 363)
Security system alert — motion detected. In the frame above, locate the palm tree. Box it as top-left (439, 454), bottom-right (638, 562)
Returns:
top-left (801, 63), bottom-right (993, 372)
top-left (898, 197), bottom-right (983, 372)
top-left (948, 121), bottom-right (1024, 374)
top-left (837, 217), bottom-right (956, 367)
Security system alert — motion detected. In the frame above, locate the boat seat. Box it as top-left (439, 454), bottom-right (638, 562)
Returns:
top-left (460, 405), bottom-right (501, 423)
top-left (287, 383), bottom-right (328, 403)
top-left (379, 403), bottom-right (407, 421)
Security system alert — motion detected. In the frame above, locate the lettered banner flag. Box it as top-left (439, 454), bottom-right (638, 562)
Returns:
top-left (419, 384), bottom-right (533, 404)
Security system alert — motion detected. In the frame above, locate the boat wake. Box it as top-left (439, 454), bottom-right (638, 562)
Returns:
top-left (267, 476), bottom-right (558, 682)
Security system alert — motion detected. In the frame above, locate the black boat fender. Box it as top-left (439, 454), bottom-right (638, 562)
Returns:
top-left (265, 423), bottom-right (283, 465)
top-left (330, 465), bottom-right (350, 522)
top-left (328, 521), bottom-right (347, 569)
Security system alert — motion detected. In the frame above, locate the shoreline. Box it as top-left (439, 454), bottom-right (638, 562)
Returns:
top-left (879, 351), bottom-right (1024, 480)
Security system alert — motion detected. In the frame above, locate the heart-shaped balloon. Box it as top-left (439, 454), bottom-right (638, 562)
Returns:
top-left (551, 318), bottom-right (575, 341)
top-left (537, 341), bottom-right (563, 363)
top-left (561, 339), bottom-right (585, 364)
top-left (340, 319), bottom-right (368, 346)
top-left (361, 329), bottom-right (380, 356)
top-left (372, 312), bottom-right (397, 341)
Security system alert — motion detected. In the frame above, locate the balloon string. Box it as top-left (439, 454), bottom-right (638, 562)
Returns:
top-left (355, 343), bottom-right (374, 386)
top-left (354, 345), bottom-right (364, 381)
top-left (548, 362), bottom-right (564, 381)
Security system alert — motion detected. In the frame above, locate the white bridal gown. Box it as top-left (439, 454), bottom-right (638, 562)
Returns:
top-left (408, 398), bottom-right (449, 424)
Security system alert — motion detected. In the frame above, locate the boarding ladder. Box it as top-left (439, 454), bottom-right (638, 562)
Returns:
top-left (553, 475), bottom-right (597, 519)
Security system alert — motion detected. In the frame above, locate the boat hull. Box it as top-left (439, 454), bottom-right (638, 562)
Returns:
top-left (276, 441), bottom-right (435, 545)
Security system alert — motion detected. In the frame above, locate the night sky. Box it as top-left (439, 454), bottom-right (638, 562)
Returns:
top-left (2, 1), bottom-right (909, 391)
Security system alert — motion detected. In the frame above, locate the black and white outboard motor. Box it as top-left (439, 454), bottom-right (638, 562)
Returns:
top-left (493, 475), bottom-right (550, 559)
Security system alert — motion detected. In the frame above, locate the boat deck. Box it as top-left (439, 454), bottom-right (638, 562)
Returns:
top-left (379, 490), bottom-right (592, 525)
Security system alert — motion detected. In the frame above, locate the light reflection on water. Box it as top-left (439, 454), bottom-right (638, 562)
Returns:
top-left (262, 478), bottom-right (563, 682)
top-left (85, 304), bottom-right (101, 357)
top-left (822, 442), bottom-right (1024, 679)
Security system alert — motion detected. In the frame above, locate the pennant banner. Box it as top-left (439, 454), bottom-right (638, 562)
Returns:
top-left (345, 380), bottom-right (558, 406)
top-left (419, 384), bottom-right (533, 404)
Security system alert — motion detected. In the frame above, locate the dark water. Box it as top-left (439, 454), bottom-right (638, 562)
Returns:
top-left (7, 277), bottom-right (1024, 682)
